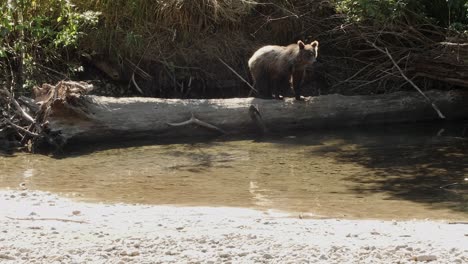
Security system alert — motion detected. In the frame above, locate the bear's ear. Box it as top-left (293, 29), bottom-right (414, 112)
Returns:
top-left (311, 40), bottom-right (319, 48)
top-left (297, 40), bottom-right (305, 49)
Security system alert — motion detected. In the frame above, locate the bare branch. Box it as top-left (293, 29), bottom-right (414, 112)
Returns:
top-left (5, 119), bottom-right (39, 137)
top-left (367, 41), bottom-right (446, 119)
top-left (167, 113), bottom-right (226, 134)
top-left (2, 88), bottom-right (36, 124)
top-left (6, 216), bottom-right (88, 224)
top-left (217, 57), bottom-right (257, 94)
top-left (131, 73), bottom-right (144, 95)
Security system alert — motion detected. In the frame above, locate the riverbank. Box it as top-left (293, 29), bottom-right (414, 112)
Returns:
top-left (0, 190), bottom-right (466, 263)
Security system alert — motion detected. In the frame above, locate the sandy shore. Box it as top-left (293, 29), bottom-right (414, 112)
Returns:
top-left (0, 190), bottom-right (467, 264)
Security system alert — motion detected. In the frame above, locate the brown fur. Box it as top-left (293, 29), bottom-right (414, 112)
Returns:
top-left (248, 40), bottom-right (319, 100)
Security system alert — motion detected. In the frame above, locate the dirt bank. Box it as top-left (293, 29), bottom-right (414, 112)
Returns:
top-left (0, 190), bottom-right (466, 263)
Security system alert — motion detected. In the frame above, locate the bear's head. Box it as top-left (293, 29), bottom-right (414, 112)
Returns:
top-left (297, 40), bottom-right (319, 65)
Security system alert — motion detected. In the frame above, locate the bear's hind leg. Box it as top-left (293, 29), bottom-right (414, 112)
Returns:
top-left (275, 76), bottom-right (290, 100)
top-left (255, 73), bottom-right (274, 99)
top-left (270, 78), bottom-right (281, 99)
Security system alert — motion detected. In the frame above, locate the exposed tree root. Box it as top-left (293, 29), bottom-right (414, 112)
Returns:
top-left (0, 81), bottom-right (94, 152)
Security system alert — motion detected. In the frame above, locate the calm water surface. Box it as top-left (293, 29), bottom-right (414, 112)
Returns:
top-left (1, 123), bottom-right (467, 220)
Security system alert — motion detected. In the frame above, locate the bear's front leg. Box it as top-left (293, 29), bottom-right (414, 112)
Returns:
top-left (274, 77), bottom-right (289, 100)
top-left (292, 70), bottom-right (305, 100)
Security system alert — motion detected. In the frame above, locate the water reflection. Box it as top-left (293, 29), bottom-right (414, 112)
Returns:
top-left (0, 122), bottom-right (467, 220)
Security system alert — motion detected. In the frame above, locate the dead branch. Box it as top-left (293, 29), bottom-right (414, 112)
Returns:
top-left (60, 81), bottom-right (93, 92)
top-left (439, 42), bottom-right (468, 47)
top-left (125, 58), bottom-right (153, 80)
top-left (1, 88), bottom-right (45, 148)
top-left (331, 63), bottom-right (373, 88)
top-left (131, 73), bottom-right (144, 95)
top-left (448, 221), bottom-right (468, 225)
top-left (367, 41), bottom-right (446, 119)
top-left (6, 216), bottom-right (88, 224)
top-left (167, 113), bottom-right (226, 134)
top-left (5, 119), bottom-right (39, 137)
top-left (35, 81), bottom-right (95, 121)
top-left (320, 19), bottom-right (468, 96)
top-left (18, 96), bottom-right (40, 113)
top-left (2, 88), bottom-right (37, 124)
top-left (3, 81), bottom-right (94, 152)
top-left (217, 57), bottom-right (257, 94)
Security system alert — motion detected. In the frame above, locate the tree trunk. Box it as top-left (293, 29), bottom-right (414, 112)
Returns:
top-left (44, 89), bottom-right (468, 145)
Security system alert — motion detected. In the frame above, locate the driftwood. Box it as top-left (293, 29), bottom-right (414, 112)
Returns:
top-left (3, 80), bottom-right (468, 150)
top-left (0, 81), bottom-right (94, 152)
top-left (37, 85), bottom-right (468, 146)
top-left (0, 88), bottom-right (42, 151)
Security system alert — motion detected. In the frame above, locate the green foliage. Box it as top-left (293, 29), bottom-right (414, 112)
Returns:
top-left (335, 0), bottom-right (468, 31)
top-left (0, 0), bottom-right (100, 92)
top-left (335, 0), bottom-right (408, 22)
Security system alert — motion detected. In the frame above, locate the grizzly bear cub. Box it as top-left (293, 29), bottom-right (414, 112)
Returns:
top-left (248, 40), bottom-right (319, 100)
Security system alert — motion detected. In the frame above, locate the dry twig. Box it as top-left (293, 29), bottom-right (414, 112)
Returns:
top-left (6, 216), bottom-right (88, 224)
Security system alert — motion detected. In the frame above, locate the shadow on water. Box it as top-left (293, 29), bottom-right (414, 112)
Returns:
top-left (1, 121), bottom-right (467, 220)
top-left (63, 120), bottom-right (468, 218)
top-left (59, 133), bottom-right (256, 158)
top-left (276, 121), bottom-right (468, 214)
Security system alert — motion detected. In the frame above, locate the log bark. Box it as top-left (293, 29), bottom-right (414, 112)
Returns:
top-left (44, 89), bottom-right (468, 145)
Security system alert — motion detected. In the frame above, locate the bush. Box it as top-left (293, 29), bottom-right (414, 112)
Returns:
top-left (335, 0), bottom-right (467, 30)
top-left (70, 0), bottom-right (332, 97)
top-left (335, 0), bottom-right (408, 22)
top-left (0, 0), bottom-right (99, 94)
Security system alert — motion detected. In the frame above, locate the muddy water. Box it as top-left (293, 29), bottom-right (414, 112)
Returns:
top-left (1, 123), bottom-right (467, 220)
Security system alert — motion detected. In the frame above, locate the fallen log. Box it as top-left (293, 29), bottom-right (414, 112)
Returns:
top-left (40, 88), bottom-right (468, 146)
